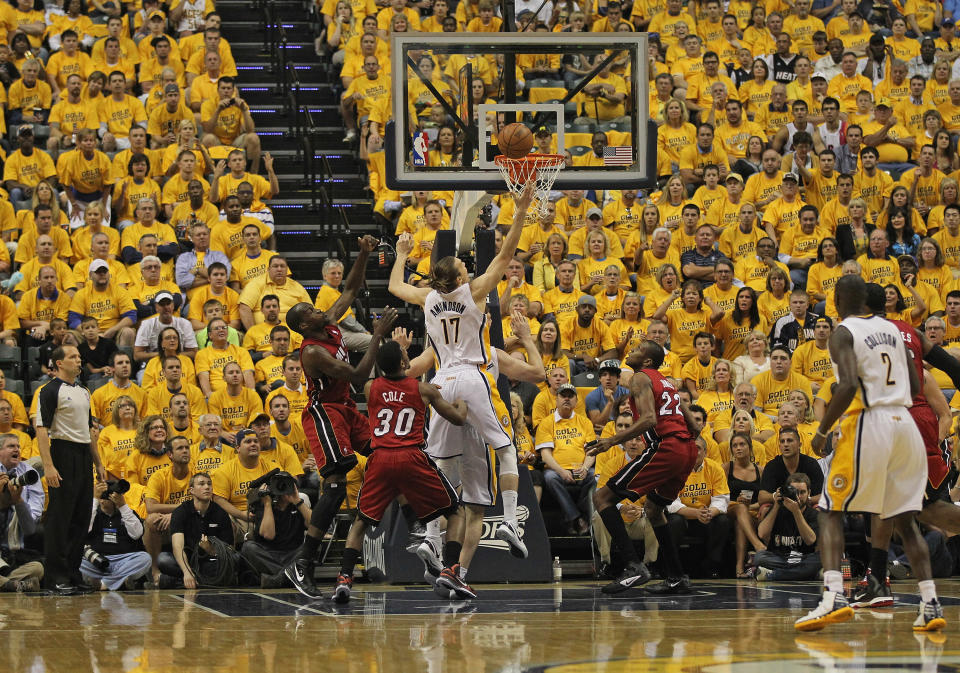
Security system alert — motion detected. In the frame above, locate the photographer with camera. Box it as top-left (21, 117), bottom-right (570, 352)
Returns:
top-left (240, 469), bottom-right (309, 588)
top-left (211, 428), bottom-right (279, 539)
top-left (144, 436), bottom-right (194, 584)
top-left (0, 434), bottom-right (44, 592)
top-left (752, 473), bottom-right (820, 581)
top-left (163, 472), bottom-right (236, 589)
top-left (80, 479), bottom-right (152, 591)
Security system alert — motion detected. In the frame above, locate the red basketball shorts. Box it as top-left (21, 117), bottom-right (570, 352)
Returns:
top-left (302, 402), bottom-right (367, 477)
top-left (606, 434), bottom-right (698, 507)
top-left (356, 448), bottom-right (459, 526)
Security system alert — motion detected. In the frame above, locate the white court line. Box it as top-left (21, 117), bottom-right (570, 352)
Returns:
top-left (168, 592), bottom-right (231, 618)
top-left (253, 592), bottom-right (338, 615)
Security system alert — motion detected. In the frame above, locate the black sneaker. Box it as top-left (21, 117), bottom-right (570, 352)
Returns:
top-left (645, 575), bottom-right (692, 595)
top-left (601, 561), bottom-right (651, 594)
top-left (852, 571), bottom-right (893, 608)
top-left (47, 583), bottom-right (79, 596)
top-left (284, 558), bottom-right (322, 599)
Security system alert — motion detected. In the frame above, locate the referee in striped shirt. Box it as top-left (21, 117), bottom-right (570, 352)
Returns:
top-left (37, 345), bottom-right (107, 596)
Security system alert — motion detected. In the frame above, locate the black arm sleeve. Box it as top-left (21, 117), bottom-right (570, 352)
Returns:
top-left (156, 242), bottom-right (181, 262)
top-left (120, 246), bottom-right (142, 265)
top-left (924, 344), bottom-right (960, 391)
top-left (36, 379), bottom-right (62, 430)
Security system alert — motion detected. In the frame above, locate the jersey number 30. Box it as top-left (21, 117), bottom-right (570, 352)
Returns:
top-left (373, 407), bottom-right (415, 437)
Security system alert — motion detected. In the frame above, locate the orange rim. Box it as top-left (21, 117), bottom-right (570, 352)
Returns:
top-left (494, 153), bottom-right (565, 183)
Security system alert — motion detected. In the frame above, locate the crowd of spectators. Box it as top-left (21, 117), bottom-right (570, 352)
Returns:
top-left (330, 0), bottom-right (960, 582)
top-left (9, 0), bottom-right (960, 591)
top-left (0, 0), bottom-right (373, 591)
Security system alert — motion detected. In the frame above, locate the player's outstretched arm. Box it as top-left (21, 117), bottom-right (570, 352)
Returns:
top-left (920, 328), bottom-right (960, 390)
top-left (470, 181), bottom-right (535, 304)
top-left (302, 308), bottom-right (399, 386)
top-left (329, 235), bottom-right (378, 321)
top-left (586, 372), bottom-right (656, 454)
top-left (419, 382), bottom-right (468, 425)
top-left (389, 233), bottom-right (432, 307)
top-left (494, 308), bottom-right (546, 384)
top-left (405, 347), bottom-right (435, 379)
top-left (811, 326), bottom-right (857, 456)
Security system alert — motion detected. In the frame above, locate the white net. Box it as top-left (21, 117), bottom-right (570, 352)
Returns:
top-left (494, 154), bottom-right (565, 221)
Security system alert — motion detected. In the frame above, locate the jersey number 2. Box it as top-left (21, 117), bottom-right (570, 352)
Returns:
top-left (880, 352), bottom-right (896, 386)
top-left (373, 407), bottom-right (415, 437)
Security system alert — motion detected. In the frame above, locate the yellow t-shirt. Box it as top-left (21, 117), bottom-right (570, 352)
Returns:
top-left (68, 284), bottom-right (135, 330)
top-left (144, 382), bottom-right (208, 424)
top-left (676, 457), bottom-right (729, 508)
top-left (664, 306), bottom-right (712, 363)
top-left (91, 380), bottom-right (147, 426)
top-left (199, 98), bottom-right (245, 145)
top-left (558, 314), bottom-right (616, 360)
top-left (56, 149), bottom-right (113, 194)
top-left (99, 94), bottom-right (147, 139)
top-left (125, 450), bottom-right (172, 487)
top-left (534, 410), bottom-right (596, 470)
top-left (195, 344), bottom-right (255, 392)
top-left (211, 456), bottom-right (277, 511)
top-left (98, 425), bottom-right (137, 478)
top-left (141, 354), bottom-right (197, 389)
top-left (751, 370), bottom-right (813, 416)
top-left (144, 465), bottom-right (193, 506)
top-left (242, 321), bottom-right (302, 353)
top-left (716, 313), bottom-right (767, 361)
top-left (49, 98), bottom-right (100, 136)
top-left (210, 217), bottom-right (272, 260)
top-left (208, 386), bottom-right (264, 433)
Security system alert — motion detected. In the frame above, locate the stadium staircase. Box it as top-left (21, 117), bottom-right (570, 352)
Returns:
top-left (239, 0), bottom-right (597, 577)
top-left (231, 0), bottom-right (389, 331)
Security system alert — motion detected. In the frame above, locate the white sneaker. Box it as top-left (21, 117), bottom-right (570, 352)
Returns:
top-left (795, 590), bottom-right (854, 632)
top-left (495, 521), bottom-right (528, 558)
top-left (417, 539), bottom-right (443, 583)
top-left (914, 598), bottom-right (947, 632)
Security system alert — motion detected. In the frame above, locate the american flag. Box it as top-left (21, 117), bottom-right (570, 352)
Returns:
top-left (603, 146), bottom-right (633, 166)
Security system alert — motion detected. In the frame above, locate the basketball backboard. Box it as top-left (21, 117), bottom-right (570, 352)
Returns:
top-left (384, 32), bottom-right (655, 192)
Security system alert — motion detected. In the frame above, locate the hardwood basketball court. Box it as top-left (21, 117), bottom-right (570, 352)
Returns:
top-left (6, 579), bottom-right (956, 672)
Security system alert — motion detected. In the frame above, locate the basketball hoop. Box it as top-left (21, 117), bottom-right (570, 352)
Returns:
top-left (494, 154), bottom-right (565, 220)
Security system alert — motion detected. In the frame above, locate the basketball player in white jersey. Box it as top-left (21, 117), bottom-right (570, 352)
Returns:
top-left (796, 275), bottom-right (945, 633)
top-left (394, 311), bottom-right (546, 582)
top-left (388, 182), bottom-right (534, 598)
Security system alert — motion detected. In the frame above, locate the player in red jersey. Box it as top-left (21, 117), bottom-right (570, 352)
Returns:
top-left (281, 235), bottom-right (399, 599)
top-left (330, 340), bottom-right (468, 603)
top-left (586, 340), bottom-right (702, 596)
top-left (852, 284), bottom-right (960, 610)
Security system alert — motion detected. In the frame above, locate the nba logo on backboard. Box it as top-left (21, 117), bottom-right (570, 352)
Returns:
top-left (412, 132), bottom-right (428, 167)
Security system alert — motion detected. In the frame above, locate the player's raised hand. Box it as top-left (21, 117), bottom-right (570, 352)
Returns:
top-left (516, 179), bottom-right (536, 212)
top-left (373, 306), bottom-right (399, 336)
top-left (359, 235), bottom-right (379, 252)
top-left (396, 232), bottom-right (414, 256)
top-left (510, 308), bottom-right (530, 337)
top-left (391, 326), bottom-right (412, 349)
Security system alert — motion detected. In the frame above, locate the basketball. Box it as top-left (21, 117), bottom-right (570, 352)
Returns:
top-left (499, 123), bottom-right (534, 159)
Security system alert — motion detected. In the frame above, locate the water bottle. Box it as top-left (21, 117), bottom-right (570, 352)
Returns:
top-left (552, 556), bottom-right (562, 583)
